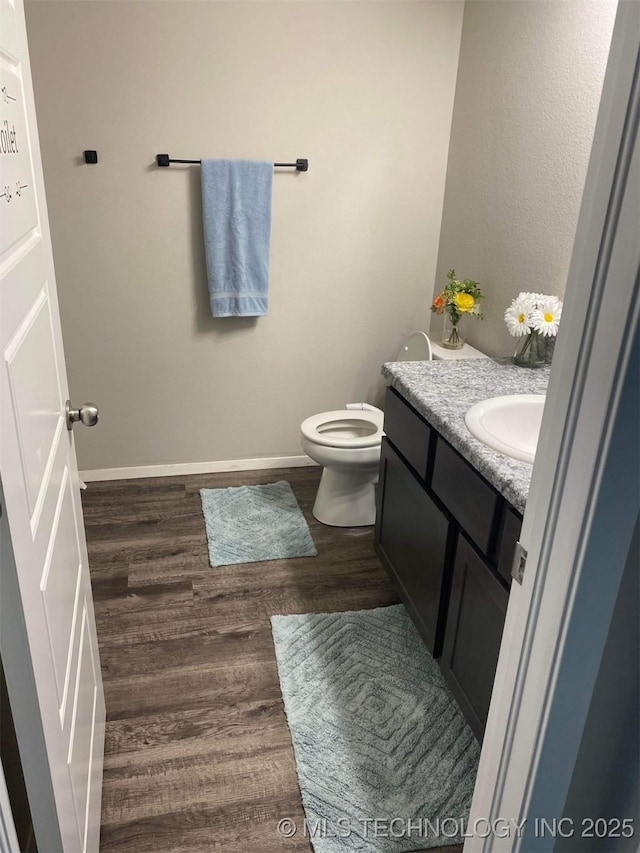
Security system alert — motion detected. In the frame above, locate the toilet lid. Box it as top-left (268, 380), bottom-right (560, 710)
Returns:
top-left (301, 409), bottom-right (384, 448)
top-left (396, 331), bottom-right (432, 362)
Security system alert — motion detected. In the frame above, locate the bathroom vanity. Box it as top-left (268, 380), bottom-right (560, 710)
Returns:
top-left (375, 358), bottom-right (550, 740)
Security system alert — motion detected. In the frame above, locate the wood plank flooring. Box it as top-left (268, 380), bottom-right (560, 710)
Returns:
top-left (83, 467), bottom-right (462, 853)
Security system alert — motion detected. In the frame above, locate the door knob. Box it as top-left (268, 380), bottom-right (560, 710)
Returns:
top-left (66, 400), bottom-right (99, 430)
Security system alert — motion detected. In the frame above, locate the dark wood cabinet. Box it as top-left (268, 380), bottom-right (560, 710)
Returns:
top-left (440, 534), bottom-right (508, 740)
top-left (376, 385), bottom-right (518, 739)
top-left (375, 438), bottom-right (454, 657)
top-left (383, 387), bottom-right (432, 480)
top-left (432, 439), bottom-right (500, 555)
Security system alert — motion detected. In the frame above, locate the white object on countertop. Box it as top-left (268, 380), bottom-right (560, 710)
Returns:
top-left (431, 340), bottom-right (489, 360)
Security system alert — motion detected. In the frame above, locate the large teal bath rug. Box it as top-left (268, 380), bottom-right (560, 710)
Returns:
top-left (271, 603), bottom-right (480, 852)
top-left (200, 480), bottom-right (317, 568)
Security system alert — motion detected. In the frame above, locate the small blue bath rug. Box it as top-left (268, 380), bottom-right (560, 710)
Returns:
top-left (200, 480), bottom-right (317, 568)
top-left (271, 604), bottom-right (480, 852)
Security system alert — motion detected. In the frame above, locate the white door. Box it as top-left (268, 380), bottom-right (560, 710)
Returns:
top-left (0, 760), bottom-right (20, 853)
top-left (0, 1), bottom-right (105, 851)
top-left (466, 4), bottom-right (639, 849)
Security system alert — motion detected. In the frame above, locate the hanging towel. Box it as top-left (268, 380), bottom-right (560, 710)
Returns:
top-left (201, 159), bottom-right (273, 317)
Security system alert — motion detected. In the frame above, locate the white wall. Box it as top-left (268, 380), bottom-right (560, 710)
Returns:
top-left (431, 0), bottom-right (617, 358)
top-left (25, 0), bottom-right (463, 472)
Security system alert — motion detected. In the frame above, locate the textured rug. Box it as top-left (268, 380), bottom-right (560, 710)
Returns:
top-left (271, 604), bottom-right (480, 852)
top-left (200, 480), bottom-right (317, 568)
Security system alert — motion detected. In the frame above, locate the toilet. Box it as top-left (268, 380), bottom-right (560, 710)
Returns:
top-left (300, 332), bottom-right (433, 527)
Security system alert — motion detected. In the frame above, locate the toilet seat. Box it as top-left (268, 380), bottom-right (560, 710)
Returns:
top-left (299, 333), bottom-right (432, 526)
top-left (300, 409), bottom-right (384, 449)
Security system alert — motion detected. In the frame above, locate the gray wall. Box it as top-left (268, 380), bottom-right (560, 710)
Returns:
top-left (25, 0), bottom-right (463, 472)
top-left (431, 0), bottom-right (617, 357)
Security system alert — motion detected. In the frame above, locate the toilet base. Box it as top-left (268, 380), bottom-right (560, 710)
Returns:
top-left (312, 466), bottom-right (378, 527)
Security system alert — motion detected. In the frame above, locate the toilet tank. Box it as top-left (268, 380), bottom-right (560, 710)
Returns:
top-left (396, 332), bottom-right (433, 362)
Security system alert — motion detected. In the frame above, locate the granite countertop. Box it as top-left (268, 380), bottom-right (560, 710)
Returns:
top-left (381, 358), bottom-right (551, 513)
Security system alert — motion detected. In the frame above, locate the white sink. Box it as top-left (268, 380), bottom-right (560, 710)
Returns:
top-left (464, 395), bottom-right (546, 464)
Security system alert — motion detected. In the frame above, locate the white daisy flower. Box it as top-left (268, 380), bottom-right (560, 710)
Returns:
top-left (515, 292), bottom-right (537, 311)
top-left (528, 292), bottom-right (548, 308)
top-left (531, 296), bottom-right (563, 337)
top-left (504, 293), bottom-right (534, 337)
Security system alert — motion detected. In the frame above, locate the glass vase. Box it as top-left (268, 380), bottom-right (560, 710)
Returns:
top-left (514, 330), bottom-right (547, 368)
top-left (442, 316), bottom-right (464, 350)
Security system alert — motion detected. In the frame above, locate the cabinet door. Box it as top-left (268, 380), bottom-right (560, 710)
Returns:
top-left (431, 438), bottom-right (500, 555)
top-left (440, 534), bottom-right (508, 740)
top-left (383, 387), bottom-right (432, 480)
top-left (375, 438), bottom-right (453, 657)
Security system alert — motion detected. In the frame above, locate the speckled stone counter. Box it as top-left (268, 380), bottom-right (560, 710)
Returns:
top-left (381, 359), bottom-right (550, 513)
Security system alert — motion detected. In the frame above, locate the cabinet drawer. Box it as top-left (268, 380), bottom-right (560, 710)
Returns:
top-left (431, 438), bottom-right (499, 554)
top-left (375, 438), bottom-right (453, 657)
top-left (440, 534), bottom-right (508, 740)
top-left (496, 506), bottom-right (522, 586)
top-left (383, 387), bottom-right (432, 479)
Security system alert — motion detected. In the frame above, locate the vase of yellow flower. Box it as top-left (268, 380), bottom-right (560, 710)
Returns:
top-left (431, 269), bottom-right (484, 349)
top-left (442, 314), bottom-right (464, 349)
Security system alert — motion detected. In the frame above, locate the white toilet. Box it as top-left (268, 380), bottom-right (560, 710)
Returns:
top-left (300, 332), bottom-right (433, 527)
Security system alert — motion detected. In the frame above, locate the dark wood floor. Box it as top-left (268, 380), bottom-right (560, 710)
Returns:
top-left (83, 466), bottom-right (461, 853)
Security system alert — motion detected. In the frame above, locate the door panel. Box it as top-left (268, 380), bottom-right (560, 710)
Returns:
top-left (40, 466), bottom-right (82, 709)
top-left (68, 606), bottom-right (98, 850)
top-left (5, 285), bottom-right (63, 521)
top-left (0, 1), bottom-right (105, 849)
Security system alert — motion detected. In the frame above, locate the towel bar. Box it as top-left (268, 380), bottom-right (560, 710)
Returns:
top-left (156, 154), bottom-right (308, 171)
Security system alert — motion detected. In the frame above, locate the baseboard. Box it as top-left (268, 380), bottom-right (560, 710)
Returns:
top-left (80, 455), bottom-right (318, 482)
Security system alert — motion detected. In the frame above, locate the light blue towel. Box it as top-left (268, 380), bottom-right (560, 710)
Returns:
top-left (201, 159), bottom-right (273, 317)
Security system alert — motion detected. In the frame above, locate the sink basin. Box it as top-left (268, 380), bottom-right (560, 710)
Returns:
top-left (465, 395), bottom-right (546, 464)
